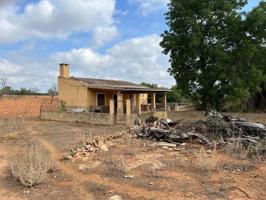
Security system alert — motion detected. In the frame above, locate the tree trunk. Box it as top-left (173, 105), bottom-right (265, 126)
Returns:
top-left (50, 96), bottom-right (54, 104)
top-left (204, 102), bottom-right (210, 116)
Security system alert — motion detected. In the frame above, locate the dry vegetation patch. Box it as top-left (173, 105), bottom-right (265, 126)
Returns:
top-left (103, 155), bottom-right (129, 178)
top-left (87, 183), bottom-right (110, 200)
top-left (10, 140), bottom-right (51, 187)
top-left (196, 147), bottom-right (217, 171)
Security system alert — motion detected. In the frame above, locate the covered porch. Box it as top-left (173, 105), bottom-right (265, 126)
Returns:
top-left (91, 88), bottom-right (169, 124)
top-left (111, 92), bottom-right (168, 114)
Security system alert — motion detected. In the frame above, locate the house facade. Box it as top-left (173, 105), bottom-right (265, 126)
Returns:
top-left (54, 63), bottom-right (169, 124)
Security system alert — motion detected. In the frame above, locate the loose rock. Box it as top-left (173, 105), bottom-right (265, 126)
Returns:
top-left (109, 195), bottom-right (123, 200)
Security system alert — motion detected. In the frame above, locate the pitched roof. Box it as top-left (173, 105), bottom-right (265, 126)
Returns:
top-left (71, 77), bottom-right (170, 92)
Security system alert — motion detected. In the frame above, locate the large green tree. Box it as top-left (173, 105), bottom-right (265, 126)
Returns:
top-left (160, 0), bottom-right (266, 113)
top-left (245, 2), bottom-right (266, 109)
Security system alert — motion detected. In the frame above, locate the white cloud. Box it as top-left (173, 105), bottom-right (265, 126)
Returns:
top-left (0, 54), bottom-right (57, 90)
top-left (0, 35), bottom-right (174, 91)
top-left (0, 59), bottom-right (26, 87)
top-left (53, 48), bottom-right (113, 72)
top-left (0, 0), bottom-right (117, 46)
top-left (0, 59), bottom-right (21, 75)
top-left (92, 26), bottom-right (119, 47)
top-left (53, 34), bottom-right (174, 87)
top-left (129, 0), bottom-right (169, 16)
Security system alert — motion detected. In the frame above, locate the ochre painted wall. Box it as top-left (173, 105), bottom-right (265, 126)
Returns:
top-left (141, 94), bottom-right (148, 104)
top-left (58, 77), bottom-right (150, 108)
top-left (58, 77), bottom-right (89, 107)
top-left (87, 88), bottom-right (96, 106)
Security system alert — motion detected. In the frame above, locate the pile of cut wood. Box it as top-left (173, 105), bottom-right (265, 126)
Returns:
top-left (132, 113), bottom-right (266, 155)
top-left (133, 118), bottom-right (213, 147)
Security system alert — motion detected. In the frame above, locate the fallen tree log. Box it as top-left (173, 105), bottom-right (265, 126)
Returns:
top-left (185, 131), bottom-right (212, 147)
top-left (134, 126), bottom-right (212, 147)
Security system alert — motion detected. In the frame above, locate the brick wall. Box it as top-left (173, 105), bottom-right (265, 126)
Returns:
top-left (0, 95), bottom-right (58, 118)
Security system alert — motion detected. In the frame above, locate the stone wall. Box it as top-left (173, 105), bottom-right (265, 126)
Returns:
top-left (168, 111), bottom-right (206, 122)
top-left (126, 111), bottom-right (167, 125)
top-left (40, 111), bottom-right (115, 125)
top-left (139, 112), bottom-right (154, 121)
top-left (126, 114), bottom-right (137, 126)
top-left (153, 111), bottom-right (167, 119)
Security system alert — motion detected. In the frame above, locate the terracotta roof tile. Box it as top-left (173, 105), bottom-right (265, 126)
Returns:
top-left (71, 77), bottom-right (170, 92)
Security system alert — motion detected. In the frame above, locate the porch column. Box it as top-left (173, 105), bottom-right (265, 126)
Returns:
top-left (151, 93), bottom-right (156, 110)
top-left (126, 99), bottom-right (131, 115)
top-left (136, 93), bottom-right (142, 114)
top-left (162, 93), bottom-right (167, 111)
top-left (117, 93), bottom-right (123, 114)
top-left (109, 99), bottom-right (114, 114)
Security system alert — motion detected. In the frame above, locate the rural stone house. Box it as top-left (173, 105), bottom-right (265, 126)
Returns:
top-left (42, 63), bottom-right (170, 125)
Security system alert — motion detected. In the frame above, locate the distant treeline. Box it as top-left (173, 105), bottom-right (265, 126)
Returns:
top-left (0, 78), bottom-right (57, 96)
top-left (0, 86), bottom-right (48, 96)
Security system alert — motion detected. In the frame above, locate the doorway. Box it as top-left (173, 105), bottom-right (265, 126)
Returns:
top-left (113, 94), bottom-right (118, 113)
top-left (96, 93), bottom-right (105, 106)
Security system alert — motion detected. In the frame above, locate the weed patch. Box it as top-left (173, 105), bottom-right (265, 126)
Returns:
top-left (10, 140), bottom-right (51, 187)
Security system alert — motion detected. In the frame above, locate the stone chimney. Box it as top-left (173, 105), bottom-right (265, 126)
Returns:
top-left (59, 63), bottom-right (69, 78)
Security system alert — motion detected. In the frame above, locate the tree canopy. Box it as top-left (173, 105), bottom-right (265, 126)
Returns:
top-left (141, 82), bottom-right (185, 103)
top-left (160, 0), bottom-right (266, 112)
top-left (140, 82), bottom-right (159, 88)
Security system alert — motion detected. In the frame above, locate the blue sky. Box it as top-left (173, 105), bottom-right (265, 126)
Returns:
top-left (0, 0), bottom-right (262, 91)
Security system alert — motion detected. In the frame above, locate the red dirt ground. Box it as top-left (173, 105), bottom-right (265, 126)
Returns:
top-left (0, 97), bottom-right (265, 199)
top-left (0, 120), bottom-right (265, 200)
top-left (0, 95), bottom-right (58, 118)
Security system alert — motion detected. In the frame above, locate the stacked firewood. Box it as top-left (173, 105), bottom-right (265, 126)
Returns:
top-left (132, 114), bottom-right (266, 153)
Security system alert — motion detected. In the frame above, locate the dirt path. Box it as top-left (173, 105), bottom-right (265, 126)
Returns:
top-left (2, 120), bottom-right (263, 199)
top-left (0, 144), bottom-right (25, 200)
top-left (26, 122), bottom-right (177, 200)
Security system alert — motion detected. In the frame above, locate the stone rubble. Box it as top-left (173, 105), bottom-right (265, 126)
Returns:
top-left (64, 130), bottom-right (131, 160)
top-left (109, 195), bottom-right (123, 200)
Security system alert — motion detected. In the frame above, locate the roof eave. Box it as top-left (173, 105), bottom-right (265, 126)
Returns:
top-left (86, 86), bottom-right (170, 92)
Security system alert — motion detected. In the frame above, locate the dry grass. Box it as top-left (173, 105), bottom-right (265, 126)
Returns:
top-left (0, 116), bottom-right (25, 134)
top-left (225, 139), bottom-right (251, 160)
top-left (5, 132), bottom-right (19, 140)
top-left (88, 183), bottom-right (109, 198)
top-left (123, 148), bottom-right (137, 158)
top-left (103, 156), bottom-right (128, 177)
top-left (253, 138), bottom-right (266, 161)
top-left (196, 147), bottom-right (217, 171)
top-left (70, 127), bottom-right (86, 145)
top-left (10, 140), bottom-right (51, 187)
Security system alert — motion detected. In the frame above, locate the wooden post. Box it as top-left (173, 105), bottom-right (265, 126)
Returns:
top-left (126, 99), bottom-right (131, 115)
top-left (117, 93), bottom-right (123, 114)
top-left (136, 93), bottom-right (142, 114)
top-left (109, 99), bottom-right (114, 114)
top-left (151, 93), bottom-right (156, 110)
top-left (162, 93), bottom-right (167, 111)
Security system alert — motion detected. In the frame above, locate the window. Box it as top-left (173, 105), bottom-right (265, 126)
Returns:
top-left (97, 93), bottom-right (105, 106)
top-left (147, 94), bottom-right (152, 104)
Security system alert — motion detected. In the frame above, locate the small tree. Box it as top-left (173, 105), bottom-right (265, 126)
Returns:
top-left (0, 77), bottom-right (8, 96)
top-left (48, 83), bottom-right (57, 103)
top-left (31, 87), bottom-right (40, 97)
